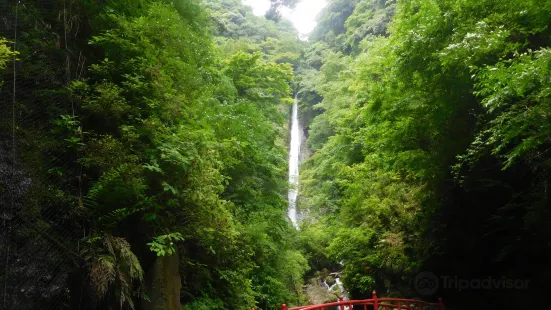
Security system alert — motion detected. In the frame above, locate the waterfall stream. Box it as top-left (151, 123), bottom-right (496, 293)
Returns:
top-left (288, 98), bottom-right (349, 307)
top-left (288, 96), bottom-right (300, 230)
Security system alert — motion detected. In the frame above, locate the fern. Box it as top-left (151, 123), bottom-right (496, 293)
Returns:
top-left (82, 234), bottom-right (144, 309)
top-left (98, 207), bottom-right (144, 228)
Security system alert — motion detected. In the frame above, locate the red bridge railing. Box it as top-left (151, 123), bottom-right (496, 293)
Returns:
top-left (253, 291), bottom-right (444, 310)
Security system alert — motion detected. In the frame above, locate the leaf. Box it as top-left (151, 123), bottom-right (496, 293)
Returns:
top-left (161, 181), bottom-right (178, 195)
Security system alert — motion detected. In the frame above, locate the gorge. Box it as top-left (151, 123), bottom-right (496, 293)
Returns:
top-left (0, 0), bottom-right (550, 309)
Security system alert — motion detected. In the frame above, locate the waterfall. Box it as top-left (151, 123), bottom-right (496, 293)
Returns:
top-left (335, 278), bottom-right (350, 310)
top-left (288, 96), bottom-right (300, 230)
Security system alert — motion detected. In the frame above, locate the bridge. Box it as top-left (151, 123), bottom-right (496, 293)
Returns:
top-left (253, 292), bottom-right (445, 310)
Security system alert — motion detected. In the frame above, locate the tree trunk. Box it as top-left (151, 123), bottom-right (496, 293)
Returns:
top-left (142, 251), bottom-right (181, 310)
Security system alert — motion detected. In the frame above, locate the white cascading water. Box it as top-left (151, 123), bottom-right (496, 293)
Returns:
top-left (288, 98), bottom-right (349, 307)
top-left (288, 96), bottom-right (300, 230)
top-left (328, 277), bottom-right (349, 310)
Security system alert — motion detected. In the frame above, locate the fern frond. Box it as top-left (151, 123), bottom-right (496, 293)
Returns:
top-left (90, 255), bottom-right (116, 298)
top-left (82, 234), bottom-right (144, 308)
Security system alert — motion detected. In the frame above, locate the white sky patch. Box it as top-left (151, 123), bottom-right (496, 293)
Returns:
top-left (242, 0), bottom-right (271, 15)
top-left (242, 0), bottom-right (327, 37)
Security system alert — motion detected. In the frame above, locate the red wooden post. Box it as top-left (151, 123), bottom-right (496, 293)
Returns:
top-left (417, 302), bottom-right (422, 310)
top-left (405, 302), bottom-right (411, 310)
top-left (282, 304), bottom-right (287, 310)
top-left (372, 291), bottom-right (379, 310)
top-left (439, 298), bottom-right (445, 310)
top-left (339, 296), bottom-right (345, 310)
top-left (397, 301), bottom-right (401, 310)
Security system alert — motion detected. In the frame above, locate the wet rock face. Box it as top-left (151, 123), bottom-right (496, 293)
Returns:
top-left (304, 269), bottom-right (343, 306)
top-left (0, 137), bottom-right (31, 220)
top-left (0, 136), bottom-right (31, 244)
top-left (305, 282), bottom-right (339, 306)
top-left (0, 136), bottom-right (73, 309)
top-left (298, 120), bottom-right (310, 165)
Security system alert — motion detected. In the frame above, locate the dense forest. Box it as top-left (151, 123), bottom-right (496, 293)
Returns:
top-left (1, 0), bottom-right (305, 309)
top-left (1, 0), bottom-right (550, 309)
top-left (297, 0), bottom-right (551, 309)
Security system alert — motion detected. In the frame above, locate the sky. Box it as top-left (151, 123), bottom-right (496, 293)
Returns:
top-left (242, 0), bottom-right (328, 36)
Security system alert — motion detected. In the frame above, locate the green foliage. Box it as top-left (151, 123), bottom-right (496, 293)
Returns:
top-left (203, 0), bottom-right (302, 69)
top-left (345, 0), bottom-right (396, 53)
top-left (0, 38), bottom-right (16, 70)
top-left (470, 48), bottom-right (551, 169)
top-left (1, 0), bottom-right (307, 308)
top-left (309, 0), bottom-right (360, 50)
top-left (53, 114), bottom-right (86, 149)
top-left (147, 233), bottom-right (184, 256)
top-left (183, 296), bottom-right (225, 310)
top-left (8, 0), bottom-right (551, 307)
top-left (0, 38), bottom-right (16, 88)
top-left (265, 0), bottom-right (298, 21)
top-left (81, 234), bottom-right (144, 309)
top-left (298, 0), bottom-right (551, 306)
